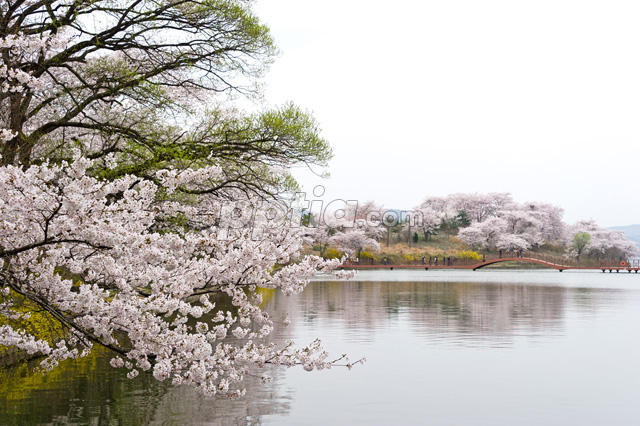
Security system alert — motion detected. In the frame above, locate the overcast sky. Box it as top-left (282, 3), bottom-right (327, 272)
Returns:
top-left (253, 0), bottom-right (640, 227)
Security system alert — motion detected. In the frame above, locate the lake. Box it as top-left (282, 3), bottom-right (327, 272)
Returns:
top-left (1, 269), bottom-right (639, 425)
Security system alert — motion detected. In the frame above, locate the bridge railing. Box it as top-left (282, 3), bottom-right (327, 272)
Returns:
top-left (343, 252), bottom-right (639, 269)
top-left (516, 252), bottom-right (638, 269)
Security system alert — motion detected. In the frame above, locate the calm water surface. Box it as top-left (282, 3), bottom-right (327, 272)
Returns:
top-left (1, 269), bottom-right (640, 425)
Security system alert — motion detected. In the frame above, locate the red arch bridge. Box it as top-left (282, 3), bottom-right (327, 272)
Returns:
top-left (338, 253), bottom-right (640, 273)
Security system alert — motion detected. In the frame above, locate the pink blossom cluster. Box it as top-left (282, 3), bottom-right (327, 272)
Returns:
top-left (417, 193), bottom-right (637, 256)
top-left (0, 31), bottom-right (69, 94)
top-left (568, 220), bottom-right (638, 259)
top-left (0, 154), bottom-right (359, 397)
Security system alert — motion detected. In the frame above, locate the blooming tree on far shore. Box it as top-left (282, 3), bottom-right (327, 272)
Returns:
top-left (330, 229), bottom-right (380, 259)
top-left (567, 220), bottom-right (638, 260)
top-left (415, 193), bottom-right (636, 257)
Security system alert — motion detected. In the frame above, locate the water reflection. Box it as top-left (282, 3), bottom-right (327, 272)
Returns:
top-left (0, 336), bottom-right (291, 426)
top-left (274, 281), bottom-right (622, 348)
top-left (263, 278), bottom-right (640, 426)
top-left (2, 273), bottom-right (639, 426)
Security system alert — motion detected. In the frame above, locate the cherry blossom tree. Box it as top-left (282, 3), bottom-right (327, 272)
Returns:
top-left (453, 196), bottom-right (557, 252)
top-left (448, 192), bottom-right (513, 223)
top-left (419, 196), bottom-right (448, 213)
top-left (0, 152), bottom-right (365, 397)
top-left (457, 217), bottom-right (508, 250)
top-left (303, 221), bottom-right (334, 258)
top-left (568, 220), bottom-right (638, 260)
top-left (521, 202), bottom-right (565, 244)
top-left (0, 0), bottom-right (331, 200)
top-left (497, 209), bottom-right (544, 248)
top-left (419, 193), bottom-right (512, 238)
top-left (407, 206), bottom-right (440, 242)
top-left (419, 192), bottom-right (634, 260)
top-left (2, 0), bottom-right (272, 163)
top-left (330, 229), bottom-right (380, 260)
top-left (0, 0), bottom-right (361, 397)
top-left (458, 212), bottom-right (542, 253)
top-left (343, 200), bottom-right (386, 239)
top-left (495, 234), bottom-right (531, 252)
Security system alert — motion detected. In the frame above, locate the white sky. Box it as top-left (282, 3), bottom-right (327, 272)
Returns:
top-left (253, 0), bottom-right (640, 227)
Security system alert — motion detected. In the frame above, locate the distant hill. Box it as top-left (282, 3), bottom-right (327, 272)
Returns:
top-left (609, 224), bottom-right (640, 246)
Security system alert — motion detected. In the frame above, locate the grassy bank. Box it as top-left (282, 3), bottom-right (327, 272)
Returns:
top-left (307, 232), bottom-right (568, 266)
top-left (308, 234), bottom-right (482, 263)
